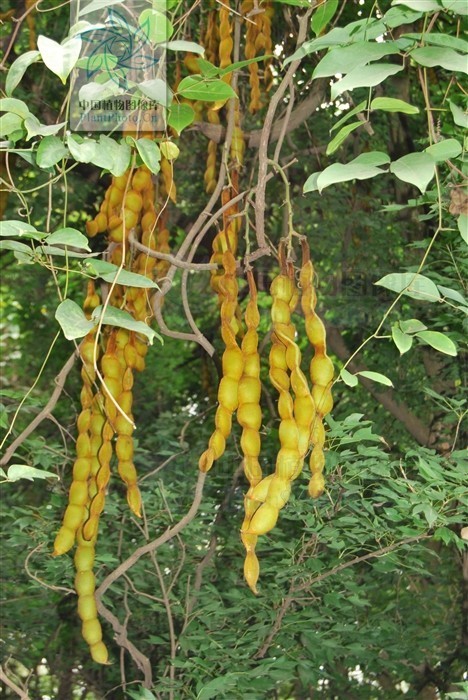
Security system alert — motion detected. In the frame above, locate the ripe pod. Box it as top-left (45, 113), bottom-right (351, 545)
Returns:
top-left (240, 428), bottom-right (261, 458)
top-left (310, 447), bottom-right (325, 474)
top-left (119, 391), bottom-right (133, 414)
top-left (247, 502), bottom-right (279, 536)
top-left (237, 403), bottom-right (262, 431)
top-left (123, 190), bottom-right (143, 213)
top-left (116, 435), bottom-right (133, 462)
top-left (82, 618), bottom-right (102, 645)
top-left (215, 406), bottom-right (232, 436)
top-left (310, 355), bottom-right (334, 386)
top-left (101, 354), bottom-right (121, 379)
top-left (305, 316), bottom-right (326, 350)
top-left (209, 430), bottom-right (226, 459)
top-left (63, 504), bottom-right (85, 531)
top-left (311, 385), bottom-right (333, 417)
top-left (53, 527), bottom-right (75, 556)
top-left (238, 377), bottom-right (261, 405)
top-left (77, 409), bottom-right (91, 434)
top-left (69, 481), bottom-right (89, 506)
top-left (266, 476), bottom-right (291, 509)
top-left (308, 472), bottom-right (325, 499)
top-left (75, 570), bottom-right (96, 597)
top-left (244, 551), bottom-right (260, 594)
top-left (222, 348), bottom-right (244, 381)
top-left (73, 457), bottom-right (91, 481)
top-left (127, 485), bottom-right (142, 518)
top-left (98, 440), bottom-right (112, 467)
top-left (90, 641), bottom-right (109, 664)
top-left (74, 546), bottom-right (95, 572)
top-left (78, 594), bottom-right (98, 622)
top-left (115, 414), bottom-right (133, 436)
top-left (218, 376), bottom-right (238, 412)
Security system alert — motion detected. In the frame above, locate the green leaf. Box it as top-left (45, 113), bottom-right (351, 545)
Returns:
top-left (67, 135), bottom-right (97, 163)
top-left (383, 6), bottom-right (424, 27)
top-left (331, 101), bottom-right (367, 132)
top-left (392, 0), bottom-right (441, 10)
top-left (36, 136), bottom-right (68, 169)
top-left (0, 97), bottom-right (31, 118)
top-left (457, 214), bottom-right (467, 245)
top-left (44, 228), bottom-right (90, 250)
top-left (312, 162), bottom-right (386, 193)
top-left (167, 103), bottom-right (195, 134)
top-left (441, 0), bottom-right (468, 15)
top-left (448, 100), bottom-right (468, 128)
top-left (163, 40), bottom-right (205, 54)
top-left (314, 42), bottom-right (400, 79)
top-left (422, 504), bottom-right (438, 527)
top-left (0, 240), bottom-right (34, 256)
top-left (177, 76), bottom-right (237, 102)
top-left (6, 464), bottom-right (59, 482)
top-left (331, 64), bottom-right (403, 100)
top-left (134, 138), bottom-right (161, 174)
top-left (340, 368), bottom-right (358, 387)
top-left (357, 371), bottom-right (394, 387)
top-left (311, 0), bottom-right (339, 37)
top-left (97, 135), bottom-right (131, 176)
top-left (425, 138), bottom-right (462, 162)
top-left (139, 9), bottom-right (174, 44)
top-left (55, 299), bottom-right (95, 340)
top-left (399, 318), bottom-right (428, 333)
top-left (91, 305), bottom-right (160, 345)
top-left (410, 47), bottom-right (467, 72)
top-left (371, 97), bottom-right (419, 114)
top-left (437, 285), bottom-right (467, 306)
top-left (389, 152), bottom-right (435, 194)
top-left (138, 79), bottom-right (172, 108)
top-left (375, 273), bottom-right (440, 302)
top-left (85, 260), bottom-right (159, 288)
top-left (5, 50), bottom-right (41, 96)
top-left (326, 122), bottom-right (363, 155)
top-left (416, 330), bottom-right (457, 356)
top-left (37, 35), bottom-right (82, 84)
top-left (0, 221), bottom-right (43, 239)
top-left (0, 113), bottom-right (24, 138)
top-left (392, 326), bottom-right (413, 354)
top-left (401, 32), bottom-right (468, 53)
top-left (24, 116), bottom-right (67, 139)
top-left (219, 55), bottom-right (272, 78)
top-left (352, 151), bottom-right (391, 167)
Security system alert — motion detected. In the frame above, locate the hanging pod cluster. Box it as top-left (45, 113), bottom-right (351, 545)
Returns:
top-left (54, 136), bottom-right (176, 663)
top-left (199, 242), bottom-right (334, 593)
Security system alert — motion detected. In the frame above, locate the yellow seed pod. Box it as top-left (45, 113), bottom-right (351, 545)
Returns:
top-left (82, 618), bottom-right (102, 646)
top-left (265, 476), bottom-right (291, 510)
top-left (122, 367), bottom-right (134, 392)
top-left (247, 502), bottom-right (279, 536)
top-left (102, 377), bottom-right (122, 401)
top-left (278, 419), bottom-right (299, 450)
top-left (108, 186), bottom-right (123, 208)
top-left (109, 224), bottom-right (124, 243)
top-left (209, 430), bottom-right (226, 459)
top-left (238, 377), bottom-right (261, 405)
top-left (76, 433), bottom-right (91, 458)
top-left (77, 409), bottom-right (92, 434)
top-left (243, 455), bottom-right (262, 485)
top-left (240, 428), bottom-right (261, 458)
top-left (117, 460), bottom-right (137, 484)
top-left (310, 447), bottom-right (326, 474)
top-left (90, 412), bottom-right (105, 436)
top-left (249, 474), bottom-right (274, 503)
top-left (115, 414), bottom-right (133, 436)
top-left (310, 354), bottom-right (334, 386)
top-left (305, 315), bottom-right (326, 349)
top-left (116, 435), bottom-right (133, 462)
top-left (218, 376), bottom-right (238, 412)
top-left (119, 391), bottom-right (133, 414)
top-left (237, 402), bottom-right (262, 431)
top-left (295, 395), bottom-right (315, 425)
top-left (199, 447), bottom-right (215, 473)
top-left (77, 594), bottom-right (98, 622)
top-left (75, 570), bottom-right (96, 597)
top-left (308, 472), bottom-right (325, 498)
top-left (53, 527), bottom-right (75, 557)
top-left (98, 440), bottom-right (113, 466)
top-left (74, 546), bottom-right (95, 572)
top-left (275, 448), bottom-right (300, 479)
top-left (270, 367), bottom-right (289, 393)
top-left (270, 344), bottom-right (288, 371)
top-left (132, 168), bottom-right (152, 192)
top-left (101, 354), bottom-right (122, 379)
top-left (311, 385), bottom-right (333, 417)
top-left (277, 391), bottom-right (294, 419)
top-left (69, 481), bottom-right (89, 506)
top-left (124, 190), bottom-right (143, 213)
top-left (124, 343), bottom-right (138, 368)
top-left (311, 419), bottom-right (326, 446)
top-left (86, 220), bottom-right (99, 237)
top-left (127, 485), bottom-right (142, 518)
top-left (96, 463), bottom-right (111, 491)
top-left (215, 405), bottom-right (232, 436)
top-left (270, 275), bottom-right (293, 302)
top-left (95, 212), bottom-right (107, 233)
top-left (73, 457), bottom-right (91, 481)
top-left (222, 347), bottom-right (244, 380)
top-left (244, 551), bottom-right (260, 594)
top-left (271, 299), bottom-right (291, 325)
top-left (90, 641), bottom-right (109, 665)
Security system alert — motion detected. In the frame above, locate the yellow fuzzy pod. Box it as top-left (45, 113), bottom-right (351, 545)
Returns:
top-left (122, 367), bottom-right (134, 392)
top-left (77, 409), bottom-right (92, 434)
top-left (271, 299), bottom-right (291, 325)
top-left (82, 618), bottom-right (102, 646)
top-left (124, 343), bottom-right (138, 368)
top-left (86, 220), bottom-right (99, 237)
top-left (243, 353), bottom-right (260, 377)
top-left (240, 428), bottom-right (261, 458)
top-left (90, 412), bottom-right (105, 436)
top-left (124, 190), bottom-right (143, 213)
top-left (279, 419), bottom-right (299, 450)
top-left (115, 414), bottom-right (133, 436)
top-left (102, 378), bottom-right (122, 402)
top-left (209, 430), bottom-right (226, 459)
top-left (80, 340), bottom-right (96, 366)
top-left (249, 474), bottom-right (274, 504)
top-left (101, 354), bottom-right (121, 379)
top-left (127, 485), bottom-right (142, 517)
top-left (90, 641), bottom-right (109, 665)
top-left (243, 456), bottom-right (262, 486)
top-left (78, 594), bottom-right (98, 622)
top-left (305, 315), bottom-right (326, 349)
top-left (119, 391), bottom-right (133, 414)
top-left (310, 355), bottom-right (334, 386)
top-left (311, 419), bottom-right (326, 447)
top-left (218, 376), bottom-right (239, 412)
top-left (116, 435), bottom-right (133, 462)
top-left (271, 275), bottom-right (293, 302)
top-left (246, 502), bottom-right (279, 536)
top-left (95, 212), bottom-right (107, 233)
top-left (222, 347), bottom-right (244, 381)
top-left (215, 406), bottom-right (232, 436)
top-left (53, 527), bottom-right (75, 556)
top-left (132, 168), bottom-right (152, 192)
top-left (90, 434), bottom-right (103, 457)
top-left (270, 368), bottom-right (289, 393)
top-left (69, 481), bottom-right (89, 506)
top-left (265, 476), bottom-right (291, 510)
top-left (108, 186), bottom-right (123, 208)
top-left (96, 463), bottom-right (111, 491)
top-left (312, 385), bottom-right (333, 417)
top-left (269, 344), bottom-right (288, 371)
top-left (98, 440), bottom-right (112, 466)
top-left (277, 391), bottom-right (294, 419)
top-left (102, 422), bottom-right (114, 442)
top-left (238, 377), bottom-right (261, 405)
top-left (117, 460), bottom-right (137, 484)
top-left (63, 504), bottom-right (85, 531)
top-left (308, 472), bottom-right (325, 499)
top-left (199, 447), bottom-right (215, 473)
top-left (237, 402), bottom-right (262, 431)
top-left (295, 395), bottom-right (315, 425)
top-left (275, 448), bottom-right (300, 479)
top-left (244, 551), bottom-right (260, 594)
top-left (73, 457), bottom-right (91, 481)
top-left (310, 446), bottom-right (326, 474)
top-left (75, 570), bottom-right (96, 597)
top-left (74, 546), bottom-right (95, 572)
top-left (141, 210), bottom-right (157, 232)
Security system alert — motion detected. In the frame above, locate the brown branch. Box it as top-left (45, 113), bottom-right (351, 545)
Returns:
top-left (0, 665), bottom-right (31, 700)
top-left (326, 325), bottom-right (432, 446)
top-left (96, 470), bottom-right (206, 600)
top-left (255, 533), bottom-right (431, 659)
top-left (0, 352), bottom-right (76, 467)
